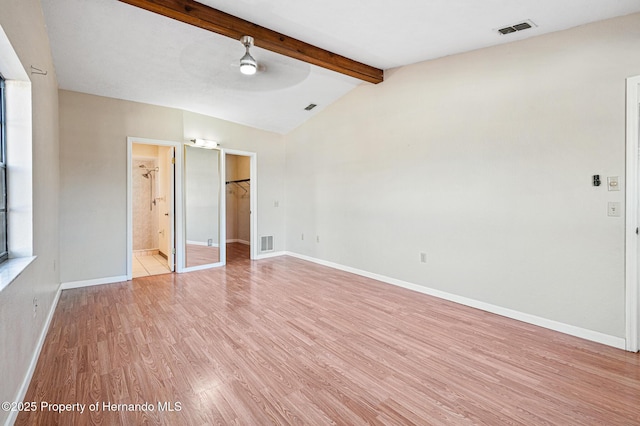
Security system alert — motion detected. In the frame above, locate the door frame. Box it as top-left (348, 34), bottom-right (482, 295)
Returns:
top-left (223, 149), bottom-right (258, 260)
top-left (625, 75), bottom-right (640, 352)
top-left (126, 137), bottom-right (184, 279)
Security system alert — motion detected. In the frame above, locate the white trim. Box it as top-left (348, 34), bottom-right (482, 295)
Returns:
top-left (0, 256), bottom-right (36, 293)
top-left (61, 275), bottom-right (128, 290)
top-left (219, 148), bottom-right (226, 267)
top-left (223, 149), bottom-right (258, 260)
top-left (285, 251), bottom-right (626, 350)
top-left (0, 26), bottom-right (28, 81)
top-left (5, 286), bottom-right (61, 426)
top-left (5, 80), bottom-right (33, 259)
top-left (127, 137), bottom-right (183, 280)
top-left (625, 75), bottom-right (640, 352)
top-left (255, 251), bottom-right (286, 260)
top-left (181, 263), bottom-right (225, 273)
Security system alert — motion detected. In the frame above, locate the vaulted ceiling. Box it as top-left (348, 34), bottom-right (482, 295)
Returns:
top-left (41, 0), bottom-right (640, 134)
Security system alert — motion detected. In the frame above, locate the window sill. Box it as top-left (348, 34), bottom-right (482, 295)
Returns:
top-left (0, 256), bottom-right (36, 293)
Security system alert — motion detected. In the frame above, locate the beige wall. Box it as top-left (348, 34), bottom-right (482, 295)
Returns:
top-left (0, 0), bottom-right (60, 423)
top-left (132, 143), bottom-right (159, 158)
top-left (285, 13), bottom-right (640, 338)
top-left (59, 92), bottom-right (285, 283)
top-left (59, 91), bottom-right (183, 282)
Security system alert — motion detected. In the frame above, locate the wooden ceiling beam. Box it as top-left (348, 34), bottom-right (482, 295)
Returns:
top-left (118, 0), bottom-right (384, 84)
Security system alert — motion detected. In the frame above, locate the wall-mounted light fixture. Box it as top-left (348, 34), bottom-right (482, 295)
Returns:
top-left (239, 35), bottom-right (257, 75)
top-left (190, 138), bottom-right (219, 149)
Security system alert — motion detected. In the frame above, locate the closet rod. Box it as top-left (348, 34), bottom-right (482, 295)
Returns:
top-left (225, 178), bottom-right (250, 184)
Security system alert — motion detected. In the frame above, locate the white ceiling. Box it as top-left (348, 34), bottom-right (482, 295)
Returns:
top-left (41, 0), bottom-right (640, 134)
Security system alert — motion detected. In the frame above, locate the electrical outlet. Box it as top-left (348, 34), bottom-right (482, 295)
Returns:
top-left (274, 201), bottom-right (279, 207)
top-left (207, 238), bottom-right (213, 246)
top-left (33, 297), bottom-right (38, 316)
top-left (420, 252), bottom-right (427, 263)
top-left (608, 202), bottom-right (621, 217)
top-left (301, 233), bottom-right (304, 240)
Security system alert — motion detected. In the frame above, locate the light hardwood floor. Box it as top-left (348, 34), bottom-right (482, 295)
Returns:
top-left (185, 244), bottom-right (220, 268)
top-left (17, 244), bottom-right (640, 425)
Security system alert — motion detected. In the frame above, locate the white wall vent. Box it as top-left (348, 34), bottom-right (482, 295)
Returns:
top-left (260, 235), bottom-right (274, 252)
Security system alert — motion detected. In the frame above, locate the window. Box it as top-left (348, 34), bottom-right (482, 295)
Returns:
top-left (0, 75), bottom-right (7, 262)
top-left (0, 25), bottom-right (36, 291)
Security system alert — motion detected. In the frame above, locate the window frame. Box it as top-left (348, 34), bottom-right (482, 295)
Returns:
top-left (0, 74), bottom-right (8, 263)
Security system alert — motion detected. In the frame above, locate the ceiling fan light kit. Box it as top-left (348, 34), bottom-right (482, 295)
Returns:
top-left (239, 35), bottom-right (257, 75)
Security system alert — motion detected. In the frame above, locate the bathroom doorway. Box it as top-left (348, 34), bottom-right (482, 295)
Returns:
top-left (128, 140), bottom-right (177, 278)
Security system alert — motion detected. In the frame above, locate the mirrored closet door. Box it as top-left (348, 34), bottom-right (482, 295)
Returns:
top-left (183, 144), bottom-right (224, 269)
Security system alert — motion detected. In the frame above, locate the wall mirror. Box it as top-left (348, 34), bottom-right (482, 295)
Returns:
top-left (184, 144), bottom-right (222, 268)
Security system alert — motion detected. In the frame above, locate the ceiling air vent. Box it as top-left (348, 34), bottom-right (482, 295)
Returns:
top-left (497, 20), bottom-right (535, 35)
top-left (304, 103), bottom-right (317, 111)
top-left (498, 26), bottom-right (516, 35)
top-left (513, 22), bottom-right (532, 31)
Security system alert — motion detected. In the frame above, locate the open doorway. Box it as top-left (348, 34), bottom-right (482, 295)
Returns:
top-left (127, 138), bottom-right (180, 279)
top-left (224, 150), bottom-right (257, 263)
top-left (132, 144), bottom-right (175, 277)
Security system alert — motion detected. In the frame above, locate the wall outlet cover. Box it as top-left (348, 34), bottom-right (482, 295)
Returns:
top-left (608, 202), bottom-right (621, 217)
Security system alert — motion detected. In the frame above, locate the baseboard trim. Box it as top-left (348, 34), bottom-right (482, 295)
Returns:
top-left (5, 286), bottom-right (62, 426)
top-left (61, 275), bottom-right (128, 290)
top-left (255, 251), bottom-right (285, 260)
top-left (284, 252), bottom-right (626, 350)
top-left (227, 239), bottom-right (250, 245)
top-left (186, 240), bottom-right (219, 247)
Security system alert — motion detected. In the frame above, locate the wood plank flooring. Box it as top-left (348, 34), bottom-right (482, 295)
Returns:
top-left (17, 243), bottom-right (640, 425)
top-left (185, 244), bottom-right (220, 268)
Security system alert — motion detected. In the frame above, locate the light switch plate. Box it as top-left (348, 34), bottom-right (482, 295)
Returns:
top-left (608, 176), bottom-right (620, 191)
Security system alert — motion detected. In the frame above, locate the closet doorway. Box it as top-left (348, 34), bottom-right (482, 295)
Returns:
top-left (224, 150), bottom-right (257, 262)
